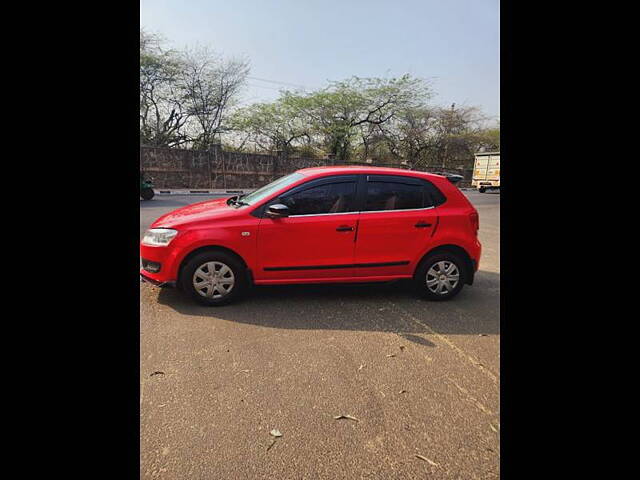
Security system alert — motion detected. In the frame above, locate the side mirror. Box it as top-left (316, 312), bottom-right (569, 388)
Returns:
top-left (266, 204), bottom-right (290, 218)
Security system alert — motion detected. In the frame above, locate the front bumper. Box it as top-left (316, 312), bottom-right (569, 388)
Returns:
top-left (140, 241), bottom-right (182, 284)
top-left (140, 270), bottom-right (176, 288)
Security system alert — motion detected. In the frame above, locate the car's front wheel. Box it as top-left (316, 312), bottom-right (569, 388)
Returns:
top-left (180, 251), bottom-right (247, 306)
top-left (414, 252), bottom-right (466, 301)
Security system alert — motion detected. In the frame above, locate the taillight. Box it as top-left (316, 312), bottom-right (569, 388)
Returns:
top-left (469, 211), bottom-right (479, 234)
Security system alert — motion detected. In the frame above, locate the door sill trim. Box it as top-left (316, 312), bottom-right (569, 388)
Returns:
top-left (263, 261), bottom-right (409, 271)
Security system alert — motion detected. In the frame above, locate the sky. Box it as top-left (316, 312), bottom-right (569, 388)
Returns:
top-left (140, 0), bottom-right (499, 124)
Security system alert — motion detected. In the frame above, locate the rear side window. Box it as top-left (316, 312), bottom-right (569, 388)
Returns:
top-left (280, 182), bottom-right (357, 215)
top-left (364, 182), bottom-right (425, 211)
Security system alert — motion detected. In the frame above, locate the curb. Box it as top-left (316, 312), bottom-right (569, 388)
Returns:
top-left (155, 189), bottom-right (247, 195)
top-left (153, 187), bottom-right (475, 194)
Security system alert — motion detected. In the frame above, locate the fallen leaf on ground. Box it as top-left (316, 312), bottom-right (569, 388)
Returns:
top-left (489, 424), bottom-right (498, 432)
top-left (334, 415), bottom-right (359, 422)
top-left (399, 346), bottom-right (405, 351)
top-left (358, 364), bottom-right (365, 370)
top-left (415, 455), bottom-right (439, 467)
top-left (399, 389), bottom-right (407, 394)
top-left (270, 429), bottom-right (282, 437)
top-left (150, 371), bottom-right (164, 377)
top-left (386, 354), bottom-right (396, 358)
top-left (266, 439), bottom-right (277, 452)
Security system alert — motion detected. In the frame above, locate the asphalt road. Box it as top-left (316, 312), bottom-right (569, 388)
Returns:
top-left (140, 190), bottom-right (500, 479)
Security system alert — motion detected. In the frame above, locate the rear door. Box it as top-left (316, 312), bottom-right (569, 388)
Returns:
top-left (474, 156), bottom-right (489, 183)
top-left (353, 175), bottom-right (439, 278)
top-left (487, 154), bottom-right (500, 184)
top-left (256, 176), bottom-right (360, 281)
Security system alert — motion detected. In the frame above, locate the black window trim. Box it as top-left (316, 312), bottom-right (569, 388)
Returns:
top-left (251, 173), bottom-right (446, 218)
top-left (360, 174), bottom-right (445, 212)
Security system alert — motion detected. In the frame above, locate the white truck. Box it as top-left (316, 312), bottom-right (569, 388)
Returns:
top-left (472, 151), bottom-right (500, 193)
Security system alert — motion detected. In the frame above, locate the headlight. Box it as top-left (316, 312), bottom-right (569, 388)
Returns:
top-left (142, 228), bottom-right (178, 246)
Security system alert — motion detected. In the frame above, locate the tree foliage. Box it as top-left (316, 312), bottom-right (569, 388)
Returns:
top-left (228, 76), bottom-right (498, 168)
top-left (180, 47), bottom-right (249, 150)
top-left (230, 95), bottom-right (310, 155)
top-left (139, 30), bottom-right (249, 149)
top-left (140, 30), bottom-right (188, 147)
top-left (140, 29), bottom-right (499, 169)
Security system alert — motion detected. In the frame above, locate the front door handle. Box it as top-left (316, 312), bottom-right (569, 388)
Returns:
top-left (336, 225), bottom-right (354, 232)
top-left (415, 222), bottom-right (432, 228)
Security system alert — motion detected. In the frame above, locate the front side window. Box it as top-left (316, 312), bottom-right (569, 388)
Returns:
top-left (364, 182), bottom-right (425, 211)
top-left (280, 182), bottom-right (357, 215)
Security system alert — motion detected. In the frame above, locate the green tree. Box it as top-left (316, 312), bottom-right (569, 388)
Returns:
top-left (431, 105), bottom-right (489, 168)
top-left (478, 126), bottom-right (500, 151)
top-left (229, 95), bottom-right (310, 155)
top-left (288, 75), bottom-right (432, 161)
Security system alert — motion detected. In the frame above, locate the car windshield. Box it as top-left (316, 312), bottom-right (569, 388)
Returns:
top-left (239, 172), bottom-right (305, 206)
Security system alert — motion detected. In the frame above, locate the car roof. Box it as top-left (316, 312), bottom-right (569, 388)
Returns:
top-left (297, 165), bottom-right (446, 181)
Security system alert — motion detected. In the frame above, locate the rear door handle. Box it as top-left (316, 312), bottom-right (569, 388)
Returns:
top-left (336, 225), bottom-right (354, 232)
top-left (415, 222), bottom-right (432, 228)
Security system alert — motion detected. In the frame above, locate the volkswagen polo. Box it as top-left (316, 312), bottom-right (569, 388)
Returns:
top-left (140, 166), bottom-right (481, 305)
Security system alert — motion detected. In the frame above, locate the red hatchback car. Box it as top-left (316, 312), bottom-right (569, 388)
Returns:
top-left (140, 166), bottom-right (481, 305)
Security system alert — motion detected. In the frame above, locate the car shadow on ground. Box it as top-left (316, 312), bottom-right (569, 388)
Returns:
top-left (155, 270), bottom-right (500, 339)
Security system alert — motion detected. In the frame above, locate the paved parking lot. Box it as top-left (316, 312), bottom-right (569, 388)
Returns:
top-left (140, 190), bottom-right (500, 479)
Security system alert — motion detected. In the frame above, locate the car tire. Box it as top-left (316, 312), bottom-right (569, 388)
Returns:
top-left (180, 251), bottom-right (247, 306)
top-left (413, 252), bottom-right (466, 301)
top-left (141, 187), bottom-right (155, 200)
top-left (478, 187), bottom-right (486, 193)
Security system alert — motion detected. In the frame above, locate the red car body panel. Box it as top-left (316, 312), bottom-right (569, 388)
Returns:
top-left (256, 213), bottom-right (361, 280)
top-left (140, 166), bottom-right (481, 287)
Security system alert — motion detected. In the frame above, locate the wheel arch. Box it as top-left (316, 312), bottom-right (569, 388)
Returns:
top-left (177, 245), bottom-right (250, 287)
top-left (415, 244), bottom-right (475, 285)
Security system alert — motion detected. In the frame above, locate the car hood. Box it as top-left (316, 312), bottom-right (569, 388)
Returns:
top-left (151, 197), bottom-right (240, 228)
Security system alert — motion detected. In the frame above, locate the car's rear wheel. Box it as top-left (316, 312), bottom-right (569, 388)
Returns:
top-left (414, 252), bottom-right (466, 301)
top-left (180, 252), bottom-right (247, 306)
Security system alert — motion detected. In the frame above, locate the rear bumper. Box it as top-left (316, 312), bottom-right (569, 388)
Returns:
top-left (466, 259), bottom-right (478, 285)
top-left (465, 239), bottom-right (481, 285)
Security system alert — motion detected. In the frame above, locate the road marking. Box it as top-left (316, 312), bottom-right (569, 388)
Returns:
top-left (446, 376), bottom-right (494, 416)
top-left (386, 302), bottom-right (499, 385)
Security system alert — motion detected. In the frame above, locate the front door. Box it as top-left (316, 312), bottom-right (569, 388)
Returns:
top-left (354, 175), bottom-right (438, 277)
top-left (256, 178), bottom-right (359, 281)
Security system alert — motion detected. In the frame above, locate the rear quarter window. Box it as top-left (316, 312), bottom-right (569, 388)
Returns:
top-left (423, 180), bottom-right (447, 206)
